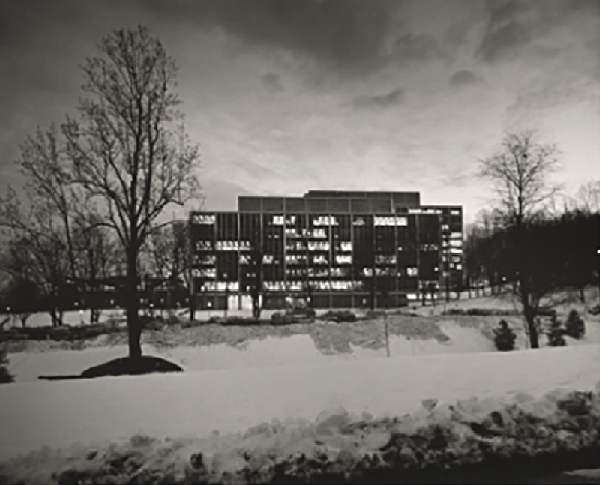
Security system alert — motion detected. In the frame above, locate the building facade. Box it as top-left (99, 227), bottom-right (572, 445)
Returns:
top-left (189, 191), bottom-right (462, 310)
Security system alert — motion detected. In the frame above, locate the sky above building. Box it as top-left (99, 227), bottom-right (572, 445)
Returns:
top-left (1, 0), bottom-right (599, 223)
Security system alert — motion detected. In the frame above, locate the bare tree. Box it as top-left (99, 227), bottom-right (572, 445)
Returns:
top-left (1, 26), bottom-right (201, 363)
top-left (0, 124), bottom-right (82, 326)
top-left (571, 181), bottom-right (600, 214)
top-left (59, 26), bottom-right (201, 361)
top-left (479, 129), bottom-right (561, 348)
top-left (0, 195), bottom-right (73, 327)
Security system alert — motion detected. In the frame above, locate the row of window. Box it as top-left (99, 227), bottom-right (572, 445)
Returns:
top-left (192, 267), bottom-right (431, 281)
top-left (197, 280), bottom-right (425, 292)
top-left (199, 241), bottom-right (461, 255)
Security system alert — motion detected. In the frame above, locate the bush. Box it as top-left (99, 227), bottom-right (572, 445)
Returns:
top-left (286, 307), bottom-right (316, 320)
top-left (565, 310), bottom-right (585, 339)
top-left (547, 316), bottom-right (566, 347)
top-left (493, 320), bottom-right (517, 351)
top-left (319, 310), bottom-right (356, 323)
top-left (589, 304), bottom-right (600, 316)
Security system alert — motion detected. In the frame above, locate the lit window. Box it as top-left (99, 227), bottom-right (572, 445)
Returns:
top-left (192, 214), bottom-right (215, 225)
top-left (406, 267), bottom-right (418, 277)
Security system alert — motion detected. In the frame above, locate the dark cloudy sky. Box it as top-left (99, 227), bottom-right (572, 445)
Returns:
top-left (1, 0), bottom-right (599, 222)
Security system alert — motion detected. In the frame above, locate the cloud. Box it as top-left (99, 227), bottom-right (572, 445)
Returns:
top-left (475, 0), bottom-right (600, 63)
top-left (391, 33), bottom-right (449, 62)
top-left (261, 72), bottom-right (284, 92)
top-left (476, 0), bottom-right (533, 62)
top-left (141, 0), bottom-right (405, 76)
top-left (443, 170), bottom-right (476, 188)
top-left (448, 69), bottom-right (483, 87)
top-left (351, 88), bottom-right (406, 109)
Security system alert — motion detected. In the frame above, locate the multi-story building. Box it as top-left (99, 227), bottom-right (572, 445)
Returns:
top-left (189, 190), bottom-right (462, 310)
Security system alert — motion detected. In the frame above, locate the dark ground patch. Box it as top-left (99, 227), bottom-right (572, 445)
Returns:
top-left (38, 355), bottom-right (183, 380)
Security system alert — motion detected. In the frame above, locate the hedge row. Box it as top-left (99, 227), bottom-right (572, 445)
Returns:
top-left (443, 308), bottom-right (560, 317)
top-left (1, 383), bottom-right (598, 484)
top-left (0, 324), bottom-right (128, 344)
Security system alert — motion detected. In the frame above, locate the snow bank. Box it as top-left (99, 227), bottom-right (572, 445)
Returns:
top-left (1, 344), bottom-right (598, 464)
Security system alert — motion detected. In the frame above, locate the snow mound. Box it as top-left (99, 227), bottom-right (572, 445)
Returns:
top-left (1, 380), bottom-right (598, 484)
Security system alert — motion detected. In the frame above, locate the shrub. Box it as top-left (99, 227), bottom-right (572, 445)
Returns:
top-left (304, 308), bottom-right (317, 319)
top-left (565, 310), bottom-right (585, 339)
top-left (589, 304), bottom-right (600, 316)
top-left (547, 315), bottom-right (566, 347)
top-left (493, 320), bottom-right (517, 351)
top-left (319, 310), bottom-right (356, 323)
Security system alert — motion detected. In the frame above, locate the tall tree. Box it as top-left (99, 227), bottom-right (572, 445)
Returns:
top-left (62, 26), bottom-right (201, 360)
top-left (479, 129), bottom-right (561, 348)
top-left (1, 26), bottom-right (201, 362)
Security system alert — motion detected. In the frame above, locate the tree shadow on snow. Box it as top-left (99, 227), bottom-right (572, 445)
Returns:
top-left (38, 356), bottom-right (183, 380)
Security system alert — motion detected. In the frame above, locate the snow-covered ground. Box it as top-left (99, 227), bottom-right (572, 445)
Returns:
top-left (1, 344), bottom-right (598, 461)
top-left (7, 316), bottom-right (600, 382)
top-left (5, 326), bottom-right (500, 383)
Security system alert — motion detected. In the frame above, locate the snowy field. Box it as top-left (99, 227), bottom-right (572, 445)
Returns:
top-left (8, 329), bottom-right (495, 383)
top-left (7, 313), bottom-right (600, 383)
top-left (1, 344), bottom-right (599, 462)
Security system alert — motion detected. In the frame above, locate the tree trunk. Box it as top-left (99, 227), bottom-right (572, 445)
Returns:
top-left (384, 311), bottom-right (390, 358)
top-left (526, 317), bottom-right (540, 348)
top-left (578, 286), bottom-right (585, 304)
top-left (523, 299), bottom-right (540, 349)
top-left (370, 277), bottom-right (376, 311)
top-left (126, 248), bottom-right (142, 362)
top-left (252, 295), bottom-right (261, 320)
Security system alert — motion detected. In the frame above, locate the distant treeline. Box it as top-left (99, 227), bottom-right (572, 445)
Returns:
top-left (464, 210), bottom-right (599, 302)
